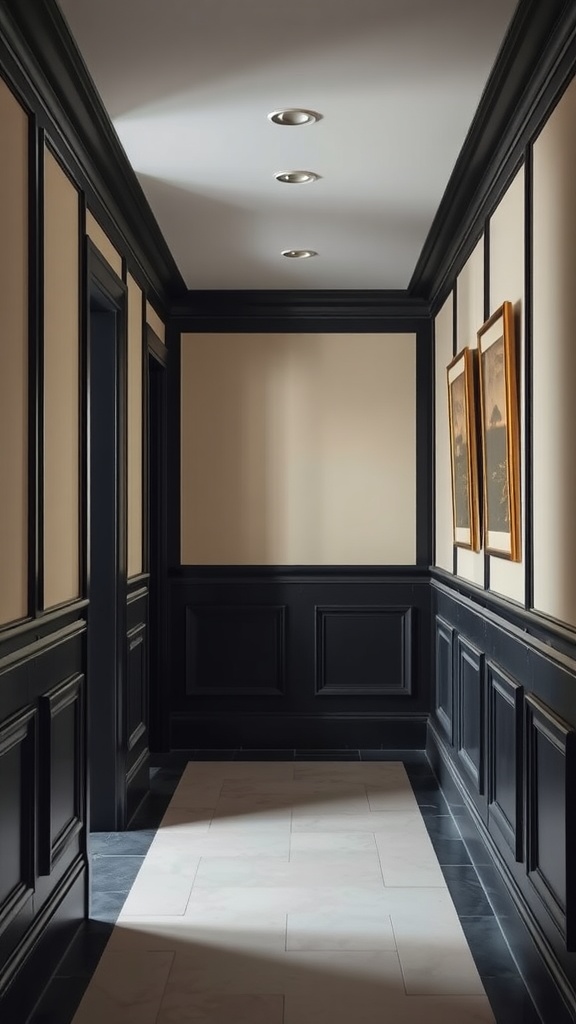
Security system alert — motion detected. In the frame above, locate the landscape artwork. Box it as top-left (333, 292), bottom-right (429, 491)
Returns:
top-left (478, 301), bottom-right (521, 560)
top-left (447, 347), bottom-right (480, 551)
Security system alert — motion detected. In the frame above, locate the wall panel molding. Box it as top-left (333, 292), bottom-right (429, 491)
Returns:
top-left (526, 694), bottom-right (576, 949)
top-left (456, 636), bottom-right (485, 794)
top-left (38, 673), bottom-right (83, 875)
top-left (315, 605), bottom-right (413, 697)
top-left (434, 615), bottom-right (454, 743)
top-left (185, 604), bottom-right (286, 697)
top-left (488, 663), bottom-right (524, 861)
top-left (0, 706), bottom-right (35, 936)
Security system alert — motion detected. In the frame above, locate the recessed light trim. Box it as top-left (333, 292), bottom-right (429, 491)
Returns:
top-left (275, 170), bottom-right (320, 184)
top-left (281, 249), bottom-right (318, 259)
top-left (268, 108), bottom-right (321, 126)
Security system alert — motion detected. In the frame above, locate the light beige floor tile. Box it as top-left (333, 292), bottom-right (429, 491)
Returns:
top-left (193, 853), bottom-right (384, 889)
top-left (219, 779), bottom-right (371, 815)
top-left (292, 811), bottom-right (423, 832)
top-left (186, 884), bottom-right (391, 916)
top-left (289, 831), bottom-right (377, 855)
top-left (156, 991), bottom-right (285, 1024)
top-left (164, 948), bottom-right (404, 996)
top-left (71, 951), bottom-right (173, 1024)
top-left (286, 905), bottom-right (395, 951)
top-left (284, 992), bottom-right (495, 1024)
top-left (159, 808), bottom-right (213, 834)
top-left (169, 783), bottom-right (224, 810)
top-left (119, 869), bottom-right (198, 916)
top-left (107, 910), bottom-right (287, 954)
top-left (180, 762), bottom-right (295, 783)
top-left (293, 762), bottom-right (407, 785)
top-left (366, 779), bottom-right (420, 811)
top-left (208, 810), bottom-right (292, 833)
top-left (145, 831), bottom-right (290, 866)
top-left (375, 821), bottom-right (447, 887)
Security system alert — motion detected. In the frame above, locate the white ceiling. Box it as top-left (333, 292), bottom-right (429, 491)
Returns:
top-left (58, 0), bottom-right (519, 291)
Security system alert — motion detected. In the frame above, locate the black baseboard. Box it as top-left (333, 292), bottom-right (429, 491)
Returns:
top-left (427, 721), bottom-right (576, 1024)
top-left (169, 713), bottom-right (428, 750)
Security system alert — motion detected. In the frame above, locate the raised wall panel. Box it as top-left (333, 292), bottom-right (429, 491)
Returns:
top-left (456, 636), bottom-right (484, 793)
top-left (315, 606), bottom-right (413, 696)
top-left (526, 694), bottom-right (576, 948)
top-left (185, 605), bottom-right (286, 696)
top-left (0, 80), bottom-right (28, 626)
top-left (38, 674), bottom-right (83, 875)
top-left (435, 615), bottom-right (454, 743)
top-left (488, 663), bottom-right (523, 860)
top-left (0, 707), bottom-right (35, 962)
top-left (43, 148), bottom-right (80, 609)
top-left (127, 624), bottom-right (146, 751)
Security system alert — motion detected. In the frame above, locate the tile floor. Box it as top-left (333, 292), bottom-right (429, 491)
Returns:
top-left (30, 752), bottom-right (543, 1024)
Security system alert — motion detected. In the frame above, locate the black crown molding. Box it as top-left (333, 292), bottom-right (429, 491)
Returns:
top-left (171, 289), bottom-right (431, 330)
top-left (410, 0), bottom-right (576, 307)
top-left (0, 0), bottom-right (186, 305)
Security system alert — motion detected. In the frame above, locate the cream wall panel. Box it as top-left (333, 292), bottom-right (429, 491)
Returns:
top-left (533, 78), bottom-right (576, 627)
top-left (127, 275), bottom-right (143, 578)
top-left (86, 210), bottom-right (122, 278)
top-left (0, 82), bottom-right (28, 625)
top-left (146, 301), bottom-right (165, 344)
top-left (456, 237), bottom-right (485, 587)
top-left (434, 294), bottom-right (454, 572)
top-left (181, 333), bottom-right (417, 565)
top-left (43, 149), bottom-right (80, 609)
top-left (489, 167), bottom-right (525, 604)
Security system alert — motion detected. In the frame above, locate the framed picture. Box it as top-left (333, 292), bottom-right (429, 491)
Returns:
top-left (447, 347), bottom-right (481, 551)
top-left (477, 301), bottom-right (521, 560)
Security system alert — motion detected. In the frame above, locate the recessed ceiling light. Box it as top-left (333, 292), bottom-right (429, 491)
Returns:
top-left (275, 170), bottom-right (320, 184)
top-left (268, 108), bottom-right (321, 126)
top-left (281, 249), bottom-right (318, 259)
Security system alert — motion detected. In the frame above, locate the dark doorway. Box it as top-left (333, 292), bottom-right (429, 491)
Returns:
top-left (87, 254), bottom-right (126, 831)
top-left (147, 337), bottom-right (168, 751)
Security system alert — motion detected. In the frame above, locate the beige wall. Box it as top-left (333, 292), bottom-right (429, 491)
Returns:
top-left (43, 149), bottom-right (81, 609)
top-left (434, 294), bottom-right (454, 572)
top-left (455, 237), bottom-right (485, 587)
top-left (488, 167), bottom-right (525, 604)
top-left (127, 274), bottom-right (144, 578)
top-left (86, 210), bottom-right (123, 277)
top-left (0, 81), bottom-right (28, 626)
top-left (532, 77), bottom-right (576, 627)
top-left (181, 332), bottom-right (417, 565)
top-left (146, 301), bottom-right (165, 344)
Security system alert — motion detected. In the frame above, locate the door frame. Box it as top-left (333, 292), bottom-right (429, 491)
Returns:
top-left (85, 241), bottom-right (128, 830)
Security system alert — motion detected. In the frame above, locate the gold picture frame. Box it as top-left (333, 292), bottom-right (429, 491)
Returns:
top-left (477, 301), bottom-right (521, 560)
top-left (447, 347), bottom-right (481, 551)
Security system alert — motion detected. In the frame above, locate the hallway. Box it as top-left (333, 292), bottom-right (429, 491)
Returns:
top-left (31, 754), bottom-right (538, 1024)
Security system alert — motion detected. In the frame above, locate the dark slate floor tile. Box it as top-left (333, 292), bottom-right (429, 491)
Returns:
top-left (89, 891), bottom-right (126, 923)
top-left (442, 864), bottom-right (494, 916)
top-left (28, 976), bottom-right (89, 1024)
top-left (235, 749), bottom-right (295, 760)
top-left (192, 749), bottom-right (236, 760)
top-left (294, 750), bottom-right (361, 760)
top-left (90, 830), bottom-right (155, 856)
top-left (432, 836), bottom-right (472, 865)
top-left (460, 916), bottom-right (520, 978)
top-left (90, 855), bottom-right (144, 894)
top-left (483, 977), bottom-right (544, 1024)
top-left (411, 787), bottom-right (450, 813)
top-left (360, 750), bottom-right (428, 765)
top-left (420, 813), bottom-right (462, 840)
top-left (55, 921), bottom-right (113, 978)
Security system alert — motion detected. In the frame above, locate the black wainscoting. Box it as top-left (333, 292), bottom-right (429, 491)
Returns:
top-left (169, 568), bottom-right (430, 749)
top-left (0, 612), bottom-right (88, 1021)
top-left (429, 577), bottom-right (576, 1019)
